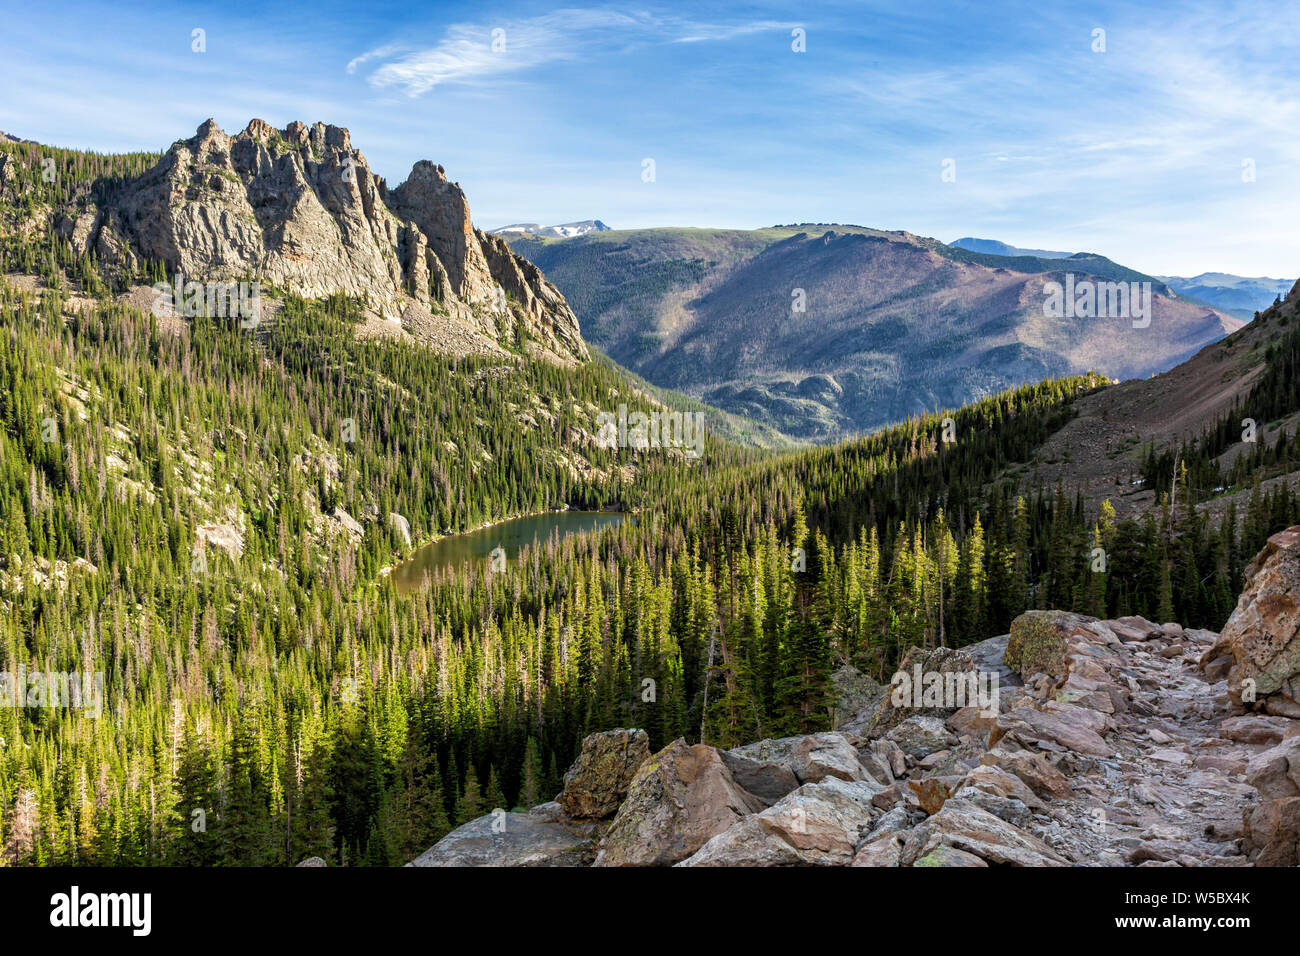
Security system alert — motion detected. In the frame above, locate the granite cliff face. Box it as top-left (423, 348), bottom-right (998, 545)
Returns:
top-left (83, 119), bottom-right (587, 363)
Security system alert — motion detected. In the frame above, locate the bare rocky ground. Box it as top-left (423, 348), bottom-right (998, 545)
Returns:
top-left (410, 528), bottom-right (1300, 868)
top-left (1011, 619), bottom-right (1263, 867)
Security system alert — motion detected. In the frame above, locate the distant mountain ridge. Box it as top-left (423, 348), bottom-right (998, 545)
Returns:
top-left (491, 220), bottom-right (611, 238)
top-left (950, 237), bottom-right (1074, 259)
top-left (1154, 272), bottom-right (1295, 319)
top-left (949, 237), bottom-right (1292, 319)
top-left (508, 225), bottom-right (1242, 441)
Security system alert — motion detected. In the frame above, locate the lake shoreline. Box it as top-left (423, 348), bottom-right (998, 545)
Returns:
top-left (378, 506), bottom-right (630, 586)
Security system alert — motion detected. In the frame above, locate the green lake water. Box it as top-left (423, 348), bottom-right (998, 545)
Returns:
top-left (388, 511), bottom-right (629, 594)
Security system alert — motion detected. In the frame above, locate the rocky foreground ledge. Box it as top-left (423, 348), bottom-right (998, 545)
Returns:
top-left (411, 528), bottom-right (1300, 867)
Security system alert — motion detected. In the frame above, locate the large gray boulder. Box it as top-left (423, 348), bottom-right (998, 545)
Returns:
top-left (729, 731), bottom-right (871, 784)
top-left (408, 807), bottom-right (598, 867)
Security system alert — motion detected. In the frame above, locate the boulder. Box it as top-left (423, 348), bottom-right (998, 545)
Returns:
top-left (729, 732), bottom-right (869, 784)
top-left (718, 750), bottom-right (800, 807)
top-left (948, 787), bottom-right (1034, 828)
top-left (409, 811), bottom-right (597, 866)
top-left (857, 738), bottom-right (900, 786)
top-left (947, 705), bottom-right (999, 741)
top-left (1219, 714), bottom-right (1293, 746)
top-left (854, 803), bottom-right (925, 866)
top-left (978, 748), bottom-right (1073, 800)
top-left (991, 701), bottom-right (1111, 756)
top-left (842, 636), bottom-right (1014, 737)
top-left (558, 728), bottom-right (650, 819)
top-left (1108, 615), bottom-right (1163, 642)
top-left (679, 778), bottom-right (881, 866)
top-left (595, 739), bottom-right (764, 866)
top-left (872, 781), bottom-right (921, 812)
top-left (1201, 526), bottom-right (1300, 713)
top-left (907, 778), bottom-right (952, 815)
top-left (1004, 610), bottom-right (1095, 679)
top-left (1245, 796), bottom-right (1300, 865)
top-left (851, 834), bottom-right (905, 866)
top-left (960, 764), bottom-right (1047, 810)
top-left (793, 732), bottom-right (869, 783)
top-left (1244, 736), bottom-right (1300, 801)
top-left (913, 845), bottom-right (989, 867)
top-left (884, 715), bottom-right (958, 760)
top-left (899, 798), bottom-right (1069, 866)
top-left (830, 665), bottom-right (885, 729)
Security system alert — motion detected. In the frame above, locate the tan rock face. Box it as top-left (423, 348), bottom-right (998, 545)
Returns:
top-left (389, 161), bottom-right (494, 304)
top-left (1201, 526), bottom-right (1300, 712)
top-left (1245, 796), bottom-right (1300, 865)
top-left (94, 119), bottom-right (586, 363)
top-left (595, 739), bottom-right (765, 866)
top-left (680, 778), bottom-right (882, 866)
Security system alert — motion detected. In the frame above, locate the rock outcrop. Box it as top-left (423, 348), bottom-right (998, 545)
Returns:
top-left (1201, 526), bottom-right (1300, 718)
top-left (80, 119), bottom-right (588, 363)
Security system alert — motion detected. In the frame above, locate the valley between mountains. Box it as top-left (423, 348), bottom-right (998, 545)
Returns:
top-left (2, 119), bottom-right (1300, 869)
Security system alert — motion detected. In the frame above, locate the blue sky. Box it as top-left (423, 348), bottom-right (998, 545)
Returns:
top-left (2, 0), bottom-right (1297, 277)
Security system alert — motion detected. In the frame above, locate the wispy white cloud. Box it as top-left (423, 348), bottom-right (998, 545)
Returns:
top-left (346, 44), bottom-right (406, 76)
top-left (351, 8), bottom-right (797, 96)
top-left (672, 20), bottom-right (796, 43)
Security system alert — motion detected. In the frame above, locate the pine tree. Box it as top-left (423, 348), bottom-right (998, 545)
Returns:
top-left (294, 738), bottom-right (335, 864)
top-left (220, 715), bottom-right (273, 867)
top-left (517, 737), bottom-right (543, 810)
top-left (457, 764), bottom-right (484, 825)
top-left (169, 725), bottom-right (218, 866)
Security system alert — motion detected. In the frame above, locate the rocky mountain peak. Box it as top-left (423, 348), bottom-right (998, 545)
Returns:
top-left (64, 119), bottom-right (586, 363)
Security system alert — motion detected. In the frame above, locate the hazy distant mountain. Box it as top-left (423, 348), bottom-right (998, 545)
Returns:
top-left (1155, 272), bottom-right (1295, 319)
top-left (951, 239), bottom-right (1291, 320)
top-left (950, 237), bottom-right (1074, 259)
top-left (491, 220), bottom-right (611, 239)
top-left (509, 225), bottom-right (1241, 441)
